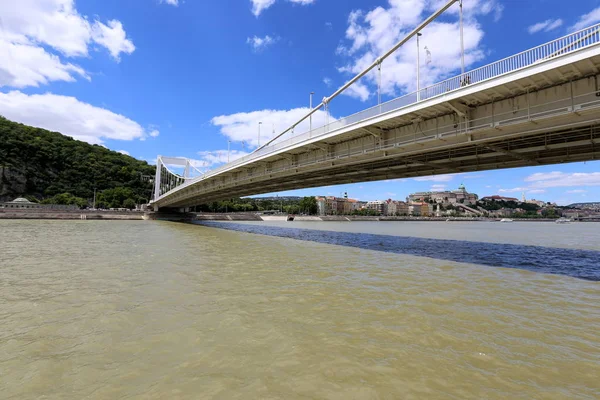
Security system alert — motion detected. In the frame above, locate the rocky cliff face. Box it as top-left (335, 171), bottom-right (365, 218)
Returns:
top-left (0, 166), bottom-right (28, 202)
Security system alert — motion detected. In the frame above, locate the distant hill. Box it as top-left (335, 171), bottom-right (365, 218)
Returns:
top-left (0, 116), bottom-right (155, 205)
top-left (567, 202), bottom-right (600, 209)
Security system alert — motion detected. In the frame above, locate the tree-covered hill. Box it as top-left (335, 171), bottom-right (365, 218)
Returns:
top-left (0, 116), bottom-right (155, 207)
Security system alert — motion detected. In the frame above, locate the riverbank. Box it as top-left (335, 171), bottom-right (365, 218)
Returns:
top-left (192, 213), bottom-right (566, 222)
top-left (3, 209), bottom-right (591, 222)
top-left (0, 209), bottom-right (144, 220)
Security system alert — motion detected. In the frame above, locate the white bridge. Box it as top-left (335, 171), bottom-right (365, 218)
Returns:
top-left (151, 5), bottom-right (600, 210)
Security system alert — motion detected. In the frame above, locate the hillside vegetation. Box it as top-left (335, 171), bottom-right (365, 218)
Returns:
top-left (0, 116), bottom-right (155, 208)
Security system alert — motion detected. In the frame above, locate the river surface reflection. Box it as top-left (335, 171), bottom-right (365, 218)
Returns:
top-left (1, 220), bottom-right (599, 399)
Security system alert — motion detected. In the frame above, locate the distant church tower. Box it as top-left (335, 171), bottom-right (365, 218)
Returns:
top-left (522, 192), bottom-right (526, 202)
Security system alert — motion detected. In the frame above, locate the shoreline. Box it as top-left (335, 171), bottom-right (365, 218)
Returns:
top-left (191, 213), bottom-right (578, 223)
top-left (0, 209), bottom-right (145, 220)
top-left (2, 210), bottom-right (596, 222)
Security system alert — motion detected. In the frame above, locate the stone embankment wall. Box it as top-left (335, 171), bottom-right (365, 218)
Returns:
top-left (0, 209), bottom-right (144, 220)
top-left (293, 216), bottom-right (322, 221)
top-left (194, 213), bottom-right (263, 221)
top-left (191, 214), bottom-right (485, 222)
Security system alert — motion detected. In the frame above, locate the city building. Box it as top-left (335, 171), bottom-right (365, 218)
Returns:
top-left (480, 195), bottom-right (520, 202)
top-left (384, 199), bottom-right (409, 216)
top-left (366, 200), bottom-right (385, 215)
top-left (315, 196), bottom-right (360, 215)
top-left (315, 196), bottom-right (326, 216)
top-left (491, 208), bottom-right (515, 217)
top-left (409, 202), bottom-right (433, 216)
top-left (526, 199), bottom-right (547, 207)
top-left (407, 184), bottom-right (478, 205)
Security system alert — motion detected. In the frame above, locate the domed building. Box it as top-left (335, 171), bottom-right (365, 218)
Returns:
top-left (1, 197), bottom-right (41, 209)
top-left (407, 183), bottom-right (478, 205)
top-left (451, 183), bottom-right (478, 204)
top-left (0, 197), bottom-right (79, 210)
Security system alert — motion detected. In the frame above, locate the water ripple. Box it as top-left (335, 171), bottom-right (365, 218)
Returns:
top-left (196, 221), bottom-right (600, 281)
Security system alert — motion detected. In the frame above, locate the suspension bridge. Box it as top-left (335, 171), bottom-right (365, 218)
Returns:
top-left (150, 1), bottom-right (600, 211)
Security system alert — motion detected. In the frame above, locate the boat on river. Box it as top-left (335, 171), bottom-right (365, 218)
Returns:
top-left (555, 217), bottom-right (571, 224)
top-left (500, 218), bottom-right (514, 223)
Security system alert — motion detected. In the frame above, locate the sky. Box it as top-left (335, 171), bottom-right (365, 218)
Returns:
top-left (1, 0), bottom-right (600, 205)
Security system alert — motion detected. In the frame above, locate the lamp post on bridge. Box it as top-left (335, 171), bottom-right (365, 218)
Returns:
top-left (459, 0), bottom-right (465, 77)
top-left (416, 32), bottom-right (422, 101)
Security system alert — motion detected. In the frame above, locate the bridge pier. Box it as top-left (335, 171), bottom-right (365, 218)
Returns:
top-left (145, 207), bottom-right (197, 222)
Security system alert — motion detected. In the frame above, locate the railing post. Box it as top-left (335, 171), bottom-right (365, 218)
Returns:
top-left (377, 59), bottom-right (382, 114)
top-left (459, 0), bottom-right (465, 77)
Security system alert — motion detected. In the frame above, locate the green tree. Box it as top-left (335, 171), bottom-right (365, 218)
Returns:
top-left (97, 187), bottom-right (135, 208)
top-left (0, 116), bottom-right (154, 203)
top-left (41, 192), bottom-right (87, 208)
top-left (123, 198), bottom-right (136, 210)
top-left (299, 196), bottom-right (318, 215)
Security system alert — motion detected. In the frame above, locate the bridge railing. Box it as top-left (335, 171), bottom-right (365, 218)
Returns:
top-left (159, 23), bottom-right (600, 200)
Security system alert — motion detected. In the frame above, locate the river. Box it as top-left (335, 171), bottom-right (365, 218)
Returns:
top-left (1, 219), bottom-right (599, 399)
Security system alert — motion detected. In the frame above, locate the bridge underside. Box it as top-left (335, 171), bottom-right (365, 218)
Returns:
top-left (154, 47), bottom-right (600, 209)
top-left (165, 123), bottom-right (600, 208)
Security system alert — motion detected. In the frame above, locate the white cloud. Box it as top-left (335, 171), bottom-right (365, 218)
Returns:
top-left (90, 20), bottom-right (135, 61)
top-left (343, 81), bottom-right (370, 101)
top-left (251, 0), bottom-right (276, 16)
top-left (211, 107), bottom-right (331, 147)
top-left (0, 40), bottom-right (89, 88)
top-left (571, 7), bottom-right (600, 32)
top-left (250, 0), bottom-right (316, 16)
top-left (413, 174), bottom-right (455, 182)
top-left (0, 91), bottom-right (151, 145)
top-left (325, 22), bottom-right (333, 30)
top-left (335, 0), bottom-right (500, 99)
top-left (160, 0), bottom-right (179, 5)
top-left (524, 171), bottom-right (564, 182)
top-left (525, 172), bottom-right (600, 188)
top-left (149, 129), bottom-right (160, 138)
top-left (323, 77), bottom-right (333, 87)
top-left (527, 19), bottom-right (563, 34)
top-left (496, 171), bottom-right (600, 197)
top-left (430, 184), bottom-right (446, 191)
top-left (246, 35), bottom-right (279, 51)
top-left (462, 174), bottom-right (485, 179)
top-left (498, 187), bottom-right (527, 193)
top-left (117, 150), bottom-right (130, 155)
top-left (0, 0), bottom-right (134, 89)
top-left (197, 150), bottom-right (250, 167)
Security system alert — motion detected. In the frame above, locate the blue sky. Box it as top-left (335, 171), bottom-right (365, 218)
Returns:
top-left (1, 0), bottom-right (600, 205)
